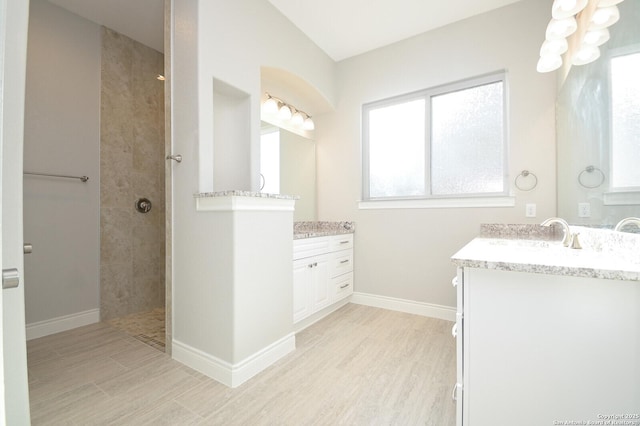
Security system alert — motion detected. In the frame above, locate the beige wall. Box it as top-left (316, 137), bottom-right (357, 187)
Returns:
top-left (316, 0), bottom-right (558, 308)
top-left (100, 28), bottom-right (165, 321)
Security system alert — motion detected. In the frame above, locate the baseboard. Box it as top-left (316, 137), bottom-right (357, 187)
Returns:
top-left (351, 292), bottom-right (456, 321)
top-left (26, 309), bottom-right (100, 340)
top-left (294, 298), bottom-right (350, 333)
top-left (172, 332), bottom-right (296, 388)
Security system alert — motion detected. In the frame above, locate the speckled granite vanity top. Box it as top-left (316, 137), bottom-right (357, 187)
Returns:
top-left (195, 190), bottom-right (298, 200)
top-left (452, 224), bottom-right (640, 281)
top-left (294, 221), bottom-right (355, 239)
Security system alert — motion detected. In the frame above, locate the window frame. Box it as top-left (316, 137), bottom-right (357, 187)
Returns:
top-left (608, 45), bottom-right (640, 193)
top-left (362, 71), bottom-right (509, 203)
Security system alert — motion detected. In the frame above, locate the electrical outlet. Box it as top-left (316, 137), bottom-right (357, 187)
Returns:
top-left (525, 203), bottom-right (537, 218)
top-left (578, 202), bottom-right (591, 218)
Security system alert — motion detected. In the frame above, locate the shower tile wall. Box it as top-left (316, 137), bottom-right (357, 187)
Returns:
top-left (100, 27), bottom-right (165, 321)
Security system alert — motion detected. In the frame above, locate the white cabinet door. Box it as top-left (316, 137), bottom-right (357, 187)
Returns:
top-left (293, 234), bottom-right (354, 324)
top-left (310, 254), bottom-right (329, 312)
top-left (293, 254), bottom-right (329, 322)
top-left (293, 258), bottom-right (312, 323)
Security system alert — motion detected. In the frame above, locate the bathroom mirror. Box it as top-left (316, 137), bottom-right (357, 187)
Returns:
top-left (260, 122), bottom-right (317, 221)
top-left (557, 0), bottom-right (640, 226)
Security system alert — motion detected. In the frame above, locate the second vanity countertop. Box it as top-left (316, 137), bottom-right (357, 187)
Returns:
top-left (452, 224), bottom-right (640, 282)
top-left (294, 221), bottom-right (355, 239)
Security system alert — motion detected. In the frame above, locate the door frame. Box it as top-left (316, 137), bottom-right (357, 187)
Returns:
top-left (0, 0), bottom-right (32, 423)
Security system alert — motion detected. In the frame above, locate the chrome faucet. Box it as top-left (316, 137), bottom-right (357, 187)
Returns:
top-left (614, 217), bottom-right (640, 232)
top-left (541, 217), bottom-right (572, 247)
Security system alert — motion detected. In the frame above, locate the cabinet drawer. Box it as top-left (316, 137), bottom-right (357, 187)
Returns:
top-left (329, 234), bottom-right (353, 251)
top-left (329, 249), bottom-right (353, 278)
top-left (331, 272), bottom-right (353, 302)
top-left (293, 236), bottom-right (330, 260)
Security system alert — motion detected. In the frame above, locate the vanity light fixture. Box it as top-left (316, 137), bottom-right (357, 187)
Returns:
top-left (552, 0), bottom-right (588, 19)
top-left (291, 110), bottom-right (305, 127)
top-left (262, 93), bottom-right (315, 132)
top-left (262, 95), bottom-right (279, 114)
top-left (588, 5), bottom-right (620, 30)
top-left (303, 117), bottom-right (315, 131)
top-left (540, 38), bottom-right (569, 56)
top-left (278, 103), bottom-right (292, 120)
top-left (597, 0), bottom-right (624, 5)
top-left (545, 17), bottom-right (578, 40)
top-left (537, 0), bottom-right (625, 73)
top-left (582, 28), bottom-right (610, 46)
top-left (572, 44), bottom-right (601, 65)
top-left (537, 54), bottom-right (563, 73)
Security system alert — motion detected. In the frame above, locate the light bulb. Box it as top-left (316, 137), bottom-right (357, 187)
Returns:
top-left (540, 38), bottom-right (568, 56)
top-left (291, 111), bottom-right (305, 126)
top-left (278, 104), bottom-right (292, 120)
top-left (572, 45), bottom-right (601, 65)
top-left (537, 55), bottom-right (563, 73)
top-left (583, 28), bottom-right (610, 46)
top-left (546, 17), bottom-right (578, 40)
top-left (303, 117), bottom-right (315, 131)
top-left (552, 0), bottom-right (587, 19)
top-left (597, 0), bottom-right (623, 6)
top-left (589, 6), bottom-right (620, 30)
top-left (262, 97), bottom-right (278, 115)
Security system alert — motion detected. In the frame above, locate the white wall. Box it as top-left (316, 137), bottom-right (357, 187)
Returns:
top-left (170, 0), bottom-right (335, 378)
top-left (23, 0), bottom-right (101, 325)
top-left (316, 0), bottom-right (557, 309)
top-left (195, 0), bottom-right (335, 193)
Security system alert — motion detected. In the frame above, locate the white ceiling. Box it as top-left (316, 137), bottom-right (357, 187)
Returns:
top-left (268, 0), bottom-right (525, 61)
top-left (46, 0), bottom-right (524, 61)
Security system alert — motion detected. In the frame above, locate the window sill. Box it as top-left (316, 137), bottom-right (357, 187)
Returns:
top-left (603, 191), bottom-right (640, 206)
top-left (358, 196), bottom-right (516, 210)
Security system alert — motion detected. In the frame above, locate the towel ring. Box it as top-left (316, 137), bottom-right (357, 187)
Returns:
top-left (578, 166), bottom-right (605, 189)
top-left (514, 170), bottom-right (538, 191)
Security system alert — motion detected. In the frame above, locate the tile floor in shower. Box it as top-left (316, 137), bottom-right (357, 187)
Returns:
top-left (108, 307), bottom-right (165, 352)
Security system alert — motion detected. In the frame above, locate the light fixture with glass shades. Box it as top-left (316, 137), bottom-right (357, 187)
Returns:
top-left (261, 93), bottom-right (315, 131)
top-left (537, 0), bottom-right (625, 73)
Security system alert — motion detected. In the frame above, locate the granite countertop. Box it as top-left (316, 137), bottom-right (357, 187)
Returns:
top-left (452, 224), bottom-right (640, 281)
top-left (294, 221), bottom-right (355, 239)
top-left (195, 190), bottom-right (299, 200)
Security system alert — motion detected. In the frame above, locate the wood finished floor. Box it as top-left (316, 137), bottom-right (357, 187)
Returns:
top-left (27, 303), bottom-right (456, 425)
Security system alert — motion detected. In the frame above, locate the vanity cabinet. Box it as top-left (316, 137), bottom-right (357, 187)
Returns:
top-left (453, 266), bottom-right (640, 426)
top-left (293, 234), bottom-right (353, 323)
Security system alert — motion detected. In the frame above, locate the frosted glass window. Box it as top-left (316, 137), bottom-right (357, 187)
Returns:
top-left (611, 52), bottom-right (640, 190)
top-left (368, 99), bottom-right (426, 197)
top-left (362, 73), bottom-right (507, 200)
top-left (431, 82), bottom-right (505, 195)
